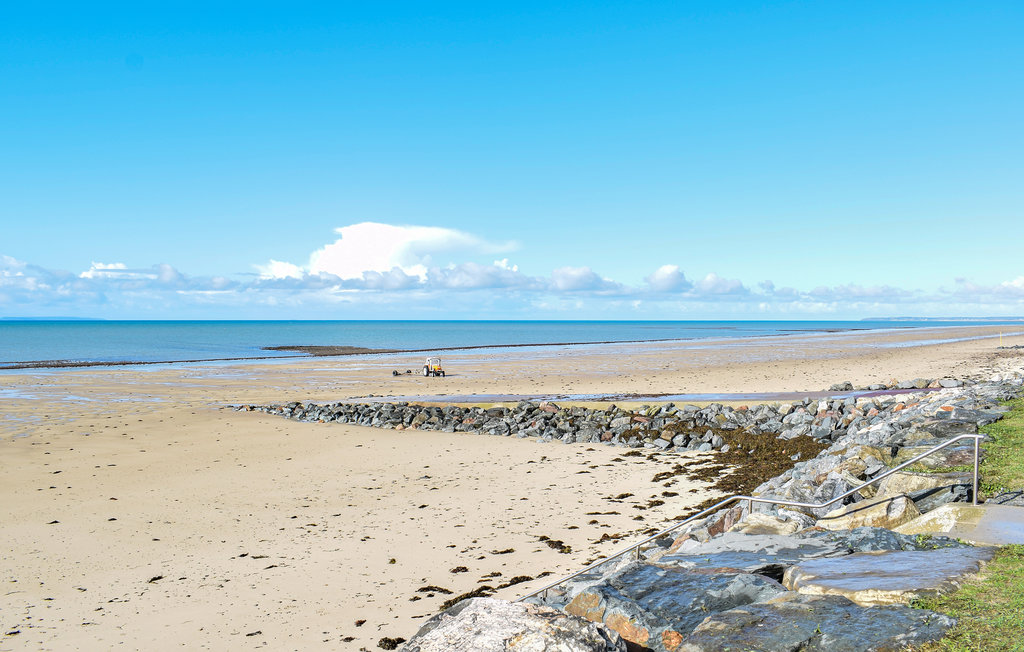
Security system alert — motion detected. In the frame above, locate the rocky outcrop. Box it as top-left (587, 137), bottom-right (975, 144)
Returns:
top-left (563, 563), bottom-right (786, 652)
top-left (745, 378), bottom-right (1020, 524)
top-left (678, 593), bottom-right (955, 652)
top-left (530, 373), bottom-right (1022, 650)
top-left (400, 597), bottom-right (627, 651)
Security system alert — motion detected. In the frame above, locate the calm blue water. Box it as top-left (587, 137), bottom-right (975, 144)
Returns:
top-left (0, 320), bottom-right (1016, 366)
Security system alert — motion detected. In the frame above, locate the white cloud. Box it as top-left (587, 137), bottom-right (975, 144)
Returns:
top-left (1, 255), bottom-right (27, 275)
top-left (7, 241), bottom-right (1024, 318)
top-left (694, 273), bottom-right (746, 295)
top-left (428, 261), bottom-right (540, 290)
top-left (256, 260), bottom-right (305, 280)
top-left (1001, 277), bottom-right (1024, 291)
top-left (305, 222), bottom-right (515, 280)
top-left (353, 267), bottom-right (422, 291)
top-left (549, 266), bottom-right (621, 292)
top-left (645, 264), bottom-right (692, 292)
top-left (79, 262), bottom-right (138, 279)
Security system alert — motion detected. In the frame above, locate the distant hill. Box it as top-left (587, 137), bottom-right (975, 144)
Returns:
top-left (1, 316), bottom-right (105, 321)
top-left (862, 317), bottom-right (1024, 322)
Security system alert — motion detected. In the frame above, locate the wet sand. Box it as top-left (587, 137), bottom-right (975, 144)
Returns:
top-left (2, 325), bottom-right (1024, 650)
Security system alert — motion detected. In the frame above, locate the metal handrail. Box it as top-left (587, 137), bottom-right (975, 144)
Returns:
top-left (517, 432), bottom-right (983, 602)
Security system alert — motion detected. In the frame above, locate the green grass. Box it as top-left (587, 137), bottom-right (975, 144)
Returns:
top-left (910, 398), bottom-right (1024, 650)
top-left (977, 398), bottom-right (1024, 498)
top-left (912, 545), bottom-right (1024, 652)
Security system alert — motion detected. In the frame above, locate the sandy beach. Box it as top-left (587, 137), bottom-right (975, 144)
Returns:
top-left (3, 325), bottom-right (1024, 650)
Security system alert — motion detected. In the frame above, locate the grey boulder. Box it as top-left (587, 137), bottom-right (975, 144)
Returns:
top-left (401, 597), bottom-right (627, 651)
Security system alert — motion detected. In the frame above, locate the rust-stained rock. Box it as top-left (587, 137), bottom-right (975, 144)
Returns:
top-left (565, 562), bottom-right (784, 651)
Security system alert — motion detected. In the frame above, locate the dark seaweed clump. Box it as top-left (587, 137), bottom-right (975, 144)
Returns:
top-left (671, 427), bottom-right (828, 519)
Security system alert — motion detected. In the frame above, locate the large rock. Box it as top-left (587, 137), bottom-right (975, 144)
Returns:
top-left (816, 495), bottom-right (921, 531)
top-left (727, 513), bottom-right (802, 535)
top-left (798, 526), bottom-right (969, 553)
top-left (891, 439), bottom-right (978, 469)
top-left (783, 546), bottom-right (995, 606)
top-left (902, 418), bottom-right (977, 443)
top-left (400, 597), bottom-right (627, 651)
top-left (564, 563), bottom-right (785, 651)
top-left (875, 470), bottom-right (972, 513)
top-left (677, 592), bottom-right (955, 652)
top-left (932, 406), bottom-right (1005, 427)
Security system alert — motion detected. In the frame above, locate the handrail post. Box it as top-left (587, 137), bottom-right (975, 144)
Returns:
top-left (973, 435), bottom-right (980, 506)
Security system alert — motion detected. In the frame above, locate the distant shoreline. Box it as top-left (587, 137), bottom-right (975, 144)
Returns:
top-left (7, 321), bottom-right (1017, 371)
top-left (0, 329), bottom-right (882, 371)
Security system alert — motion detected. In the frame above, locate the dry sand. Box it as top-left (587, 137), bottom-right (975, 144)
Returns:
top-left (2, 325), bottom-right (1024, 650)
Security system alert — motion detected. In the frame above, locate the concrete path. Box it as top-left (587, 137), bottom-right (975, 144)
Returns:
top-left (897, 503), bottom-right (1024, 546)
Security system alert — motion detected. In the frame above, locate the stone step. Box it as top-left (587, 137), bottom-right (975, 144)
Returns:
top-left (896, 503), bottom-right (1024, 545)
top-left (782, 546), bottom-right (995, 606)
top-left (678, 593), bottom-right (954, 652)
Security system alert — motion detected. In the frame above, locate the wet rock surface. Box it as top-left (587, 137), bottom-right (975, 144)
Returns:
top-left (658, 526), bottom-right (969, 583)
top-left (782, 546), bottom-right (996, 606)
top-left (678, 592), bottom-right (955, 652)
top-left (660, 531), bottom-right (850, 582)
top-left (400, 597), bottom-right (627, 652)
top-left (989, 490), bottom-right (1024, 506)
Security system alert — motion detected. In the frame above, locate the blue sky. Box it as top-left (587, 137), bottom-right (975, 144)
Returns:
top-left (2, 1), bottom-right (1022, 319)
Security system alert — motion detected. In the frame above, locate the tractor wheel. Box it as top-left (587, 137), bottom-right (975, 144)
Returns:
top-left (422, 367), bottom-right (429, 376)
top-left (440, 370), bottom-right (446, 377)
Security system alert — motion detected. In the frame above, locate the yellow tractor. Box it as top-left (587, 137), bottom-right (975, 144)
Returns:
top-left (422, 357), bottom-right (445, 377)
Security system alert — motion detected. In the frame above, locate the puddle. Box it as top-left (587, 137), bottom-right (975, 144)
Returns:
top-left (0, 387), bottom-right (39, 400)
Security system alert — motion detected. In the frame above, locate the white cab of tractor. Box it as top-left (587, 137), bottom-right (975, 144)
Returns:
top-left (422, 357), bottom-right (445, 377)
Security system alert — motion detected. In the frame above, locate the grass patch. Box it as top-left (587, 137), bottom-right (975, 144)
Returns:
top-left (978, 398), bottom-right (1024, 498)
top-left (911, 397), bottom-right (1024, 650)
top-left (913, 545), bottom-right (1024, 652)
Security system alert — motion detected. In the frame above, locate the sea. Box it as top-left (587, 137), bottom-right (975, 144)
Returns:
top-left (1, 320), bottom-right (1020, 369)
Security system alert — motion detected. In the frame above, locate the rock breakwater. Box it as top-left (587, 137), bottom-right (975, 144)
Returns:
top-left (237, 378), bottom-right (972, 453)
